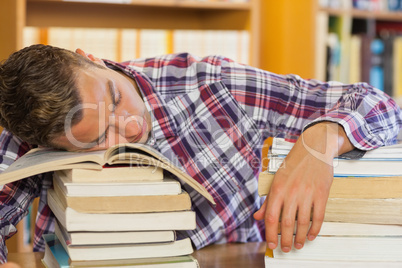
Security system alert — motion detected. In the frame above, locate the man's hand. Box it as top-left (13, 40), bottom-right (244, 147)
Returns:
top-left (254, 122), bottom-right (354, 252)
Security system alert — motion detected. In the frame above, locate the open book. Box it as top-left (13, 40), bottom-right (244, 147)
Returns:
top-left (0, 143), bottom-right (215, 204)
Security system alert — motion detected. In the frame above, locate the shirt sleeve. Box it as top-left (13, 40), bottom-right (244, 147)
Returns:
top-left (221, 59), bottom-right (402, 151)
top-left (0, 130), bottom-right (42, 263)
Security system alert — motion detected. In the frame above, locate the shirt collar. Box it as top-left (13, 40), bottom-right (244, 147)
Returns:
top-left (103, 60), bottom-right (177, 142)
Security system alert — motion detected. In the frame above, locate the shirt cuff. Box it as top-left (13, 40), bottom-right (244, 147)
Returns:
top-left (302, 111), bottom-right (375, 158)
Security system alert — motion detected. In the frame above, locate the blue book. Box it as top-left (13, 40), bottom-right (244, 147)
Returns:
top-left (42, 233), bottom-right (70, 268)
top-left (388, 0), bottom-right (402, 11)
top-left (370, 39), bottom-right (385, 92)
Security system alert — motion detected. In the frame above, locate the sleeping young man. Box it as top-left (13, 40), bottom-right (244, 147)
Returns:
top-left (0, 44), bottom-right (400, 263)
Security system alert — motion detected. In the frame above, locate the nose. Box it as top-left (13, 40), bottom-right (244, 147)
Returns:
top-left (112, 114), bottom-right (143, 139)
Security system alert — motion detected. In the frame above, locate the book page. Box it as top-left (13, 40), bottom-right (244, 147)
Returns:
top-left (105, 144), bottom-right (215, 204)
top-left (0, 148), bottom-right (105, 185)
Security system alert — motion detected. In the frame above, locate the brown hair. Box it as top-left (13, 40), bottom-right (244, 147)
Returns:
top-left (0, 44), bottom-right (101, 147)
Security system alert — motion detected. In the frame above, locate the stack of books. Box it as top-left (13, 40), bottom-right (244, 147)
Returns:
top-left (259, 137), bottom-right (402, 266)
top-left (0, 144), bottom-right (214, 267)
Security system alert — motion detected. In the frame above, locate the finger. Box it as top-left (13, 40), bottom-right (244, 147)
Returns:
top-left (307, 201), bottom-right (326, 241)
top-left (264, 191), bottom-right (283, 250)
top-left (75, 48), bottom-right (87, 57)
top-left (294, 202), bottom-right (312, 250)
top-left (279, 200), bottom-right (297, 253)
top-left (253, 197), bottom-right (267, 221)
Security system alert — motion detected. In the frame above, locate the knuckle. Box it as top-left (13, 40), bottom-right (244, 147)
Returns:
top-left (265, 214), bottom-right (278, 224)
top-left (297, 217), bottom-right (311, 227)
top-left (269, 183), bottom-right (283, 196)
top-left (281, 217), bottom-right (294, 228)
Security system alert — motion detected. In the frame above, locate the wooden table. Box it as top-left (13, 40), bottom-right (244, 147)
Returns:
top-left (7, 242), bottom-right (266, 268)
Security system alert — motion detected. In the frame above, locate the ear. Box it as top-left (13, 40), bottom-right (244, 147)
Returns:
top-left (75, 48), bottom-right (107, 67)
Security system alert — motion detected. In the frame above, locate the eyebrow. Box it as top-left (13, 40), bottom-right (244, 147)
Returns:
top-left (88, 80), bottom-right (115, 147)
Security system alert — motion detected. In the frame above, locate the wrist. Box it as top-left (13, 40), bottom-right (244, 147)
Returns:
top-left (301, 122), bottom-right (354, 159)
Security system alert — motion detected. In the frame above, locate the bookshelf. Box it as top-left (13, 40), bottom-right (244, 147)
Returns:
top-left (0, 0), bottom-right (262, 67)
top-left (314, 0), bottom-right (402, 105)
top-left (258, 0), bottom-right (402, 80)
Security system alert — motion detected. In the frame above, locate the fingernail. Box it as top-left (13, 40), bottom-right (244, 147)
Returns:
top-left (268, 242), bottom-right (276, 249)
top-left (308, 235), bottom-right (315, 241)
top-left (282, 246), bottom-right (291, 252)
top-left (295, 243), bottom-right (303, 249)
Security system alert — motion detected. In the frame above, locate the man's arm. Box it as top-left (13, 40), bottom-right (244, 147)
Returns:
top-left (253, 122), bottom-right (354, 252)
top-left (222, 59), bottom-right (402, 251)
top-left (0, 130), bottom-right (39, 263)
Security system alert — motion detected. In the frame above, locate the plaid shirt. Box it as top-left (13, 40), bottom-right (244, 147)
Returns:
top-left (0, 53), bottom-right (401, 262)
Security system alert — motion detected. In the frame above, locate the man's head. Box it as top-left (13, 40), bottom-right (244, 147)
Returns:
top-left (0, 44), bottom-right (151, 151)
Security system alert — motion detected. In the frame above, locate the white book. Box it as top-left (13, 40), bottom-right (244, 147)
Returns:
top-left (316, 222), bottom-right (402, 236)
top-left (55, 165), bottom-right (164, 183)
top-left (55, 220), bottom-right (176, 246)
top-left (53, 172), bottom-right (182, 197)
top-left (43, 234), bottom-right (198, 267)
top-left (269, 155), bottom-right (402, 176)
top-left (270, 137), bottom-right (402, 159)
top-left (47, 189), bottom-right (196, 232)
top-left (265, 257), bottom-right (402, 268)
top-left (268, 234), bottom-right (402, 262)
top-left (61, 239), bottom-right (194, 262)
top-left (55, 228), bottom-right (193, 261)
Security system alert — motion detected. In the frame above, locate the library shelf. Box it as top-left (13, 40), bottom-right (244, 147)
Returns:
top-left (0, 0), bottom-right (262, 67)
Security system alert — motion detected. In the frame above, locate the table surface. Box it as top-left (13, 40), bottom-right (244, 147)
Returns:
top-left (7, 242), bottom-right (266, 268)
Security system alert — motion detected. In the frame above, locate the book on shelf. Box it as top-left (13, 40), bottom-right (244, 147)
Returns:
top-left (381, 31), bottom-right (395, 97)
top-left (48, 188), bottom-right (196, 232)
top-left (258, 172), bottom-right (402, 198)
top-left (0, 143), bottom-right (214, 204)
top-left (42, 233), bottom-right (199, 268)
top-left (53, 176), bottom-right (192, 213)
top-left (393, 35), bottom-right (402, 105)
top-left (54, 221), bottom-right (176, 246)
top-left (369, 38), bottom-right (385, 92)
top-left (348, 34), bottom-right (362, 84)
top-left (24, 26), bottom-right (250, 65)
top-left (55, 164), bottom-right (164, 183)
top-left (53, 171), bottom-right (183, 197)
top-left (327, 11), bottom-right (352, 84)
